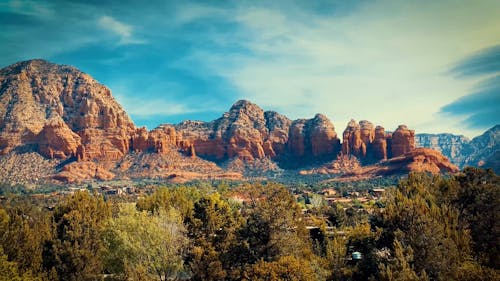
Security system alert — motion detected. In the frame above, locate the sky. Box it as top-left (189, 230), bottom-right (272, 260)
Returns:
top-left (0, 0), bottom-right (499, 139)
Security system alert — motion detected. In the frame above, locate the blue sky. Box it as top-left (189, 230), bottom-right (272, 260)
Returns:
top-left (1, 0), bottom-right (499, 138)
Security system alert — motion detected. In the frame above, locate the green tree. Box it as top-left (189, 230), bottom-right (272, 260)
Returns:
top-left (325, 203), bottom-right (346, 228)
top-left (136, 186), bottom-right (199, 220)
top-left (324, 235), bottom-right (350, 280)
top-left (102, 204), bottom-right (188, 281)
top-left (0, 202), bottom-right (51, 280)
top-left (372, 173), bottom-right (473, 280)
top-left (43, 191), bottom-right (110, 281)
top-left (187, 193), bottom-right (241, 281)
top-left (0, 247), bottom-right (24, 281)
top-left (378, 238), bottom-right (421, 281)
top-left (453, 167), bottom-right (500, 268)
top-left (238, 183), bottom-right (311, 263)
top-left (243, 255), bottom-right (316, 281)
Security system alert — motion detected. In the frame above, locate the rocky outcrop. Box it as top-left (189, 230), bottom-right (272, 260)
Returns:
top-left (389, 148), bottom-right (459, 174)
top-left (416, 125), bottom-right (499, 172)
top-left (301, 148), bottom-right (459, 179)
top-left (415, 133), bottom-right (472, 166)
top-left (130, 125), bottom-right (195, 157)
top-left (37, 116), bottom-right (81, 159)
top-left (264, 111), bottom-right (291, 157)
top-left (0, 59), bottom-right (135, 161)
top-left (0, 59), bottom-right (477, 184)
top-left (391, 125), bottom-right (415, 157)
top-left (472, 125), bottom-right (500, 173)
top-left (176, 100), bottom-right (293, 161)
top-left (342, 121), bottom-right (414, 163)
top-left (53, 161), bottom-right (115, 183)
top-left (288, 114), bottom-right (341, 159)
top-left (372, 126), bottom-right (387, 160)
top-left (175, 101), bottom-right (341, 164)
top-left (112, 150), bottom-right (242, 182)
top-left (342, 119), bottom-right (366, 159)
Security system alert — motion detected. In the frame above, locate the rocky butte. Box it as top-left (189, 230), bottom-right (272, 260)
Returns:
top-left (0, 60), bottom-right (460, 183)
top-left (416, 125), bottom-right (499, 173)
top-left (342, 120), bottom-right (416, 163)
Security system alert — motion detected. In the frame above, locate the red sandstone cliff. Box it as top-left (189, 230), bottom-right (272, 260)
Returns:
top-left (0, 59), bottom-right (135, 161)
top-left (0, 60), bottom-right (461, 183)
top-left (341, 120), bottom-right (415, 163)
top-left (175, 101), bottom-right (341, 163)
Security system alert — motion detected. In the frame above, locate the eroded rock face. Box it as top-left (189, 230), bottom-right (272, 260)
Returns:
top-left (415, 125), bottom-right (499, 172)
top-left (372, 126), bottom-right (387, 160)
top-left (288, 114), bottom-right (341, 159)
top-left (175, 101), bottom-right (341, 164)
top-left (0, 59), bottom-right (464, 184)
top-left (391, 125), bottom-right (415, 157)
top-left (130, 125), bottom-right (195, 157)
top-left (400, 148), bottom-right (459, 174)
top-left (0, 59), bottom-right (135, 160)
top-left (264, 111), bottom-right (291, 157)
top-left (299, 147), bottom-right (459, 179)
top-left (288, 119), bottom-right (307, 157)
top-left (310, 114), bottom-right (340, 157)
top-left (342, 119), bottom-right (364, 158)
top-left (342, 120), bottom-right (416, 163)
top-left (176, 100), bottom-right (294, 161)
top-left (37, 116), bottom-right (81, 159)
top-left (53, 161), bottom-right (115, 183)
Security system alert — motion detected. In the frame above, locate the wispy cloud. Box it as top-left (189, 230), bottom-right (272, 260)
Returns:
top-left (441, 45), bottom-right (500, 130)
top-left (450, 45), bottom-right (500, 77)
top-left (4, 0), bottom-right (53, 18)
top-left (1, 0), bottom-right (499, 137)
top-left (178, 0), bottom-right (500, 137)
top-left (98, 15), bottom-right (145, 45)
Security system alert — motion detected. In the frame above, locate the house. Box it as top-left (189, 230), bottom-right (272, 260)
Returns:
top-left (100, 185), bottom-right (112, 192)
top-left (105, 188), bottom-right (123, 196)
top-left (320, 188), bottom-right (337, 197)
top-left (371, 188), bottom-right (386, 198)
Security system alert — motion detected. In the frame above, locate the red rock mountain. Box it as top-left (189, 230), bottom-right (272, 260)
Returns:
top-left (342, 120), bottom-right (415, 163)
top-left (174, 100), bottom-right (341, 163)
top-left (0, 59), bottom-right (135, 160)
top-left (334, 148), bottom-right (460, 181)
top-left (0, 60), bottom-right (458, 183)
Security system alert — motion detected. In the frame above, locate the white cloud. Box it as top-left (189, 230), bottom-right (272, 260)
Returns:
top-left (6, 0), bottom-right (53, 17)
top-left (180, 0), bottom-right (500, 138)
top-left (114, 93), bottom-right (195, 117)
top-left (175, 3), bottom-right (226, 24)
top-left (98, 15), bottom-right (145, 45)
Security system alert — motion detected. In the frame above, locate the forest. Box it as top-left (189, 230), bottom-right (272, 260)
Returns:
top-left (0, 167), bottom-right (498, 281)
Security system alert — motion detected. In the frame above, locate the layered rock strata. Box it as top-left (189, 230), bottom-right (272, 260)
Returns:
top-left (342, 120), bottom-right (415, 163)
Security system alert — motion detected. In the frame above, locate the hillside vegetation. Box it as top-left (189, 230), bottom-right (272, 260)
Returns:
top-left (0, 167), bottom-right (498, 280)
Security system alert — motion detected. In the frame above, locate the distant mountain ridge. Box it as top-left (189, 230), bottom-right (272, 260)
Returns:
top-left (0, 59), bottom-right (462, 184)
top-left (416, 125), bottom-right (499, 173)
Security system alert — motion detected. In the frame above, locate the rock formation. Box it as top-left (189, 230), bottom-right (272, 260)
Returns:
top-left (301, 147), bottom-right (459, 179)
top-left (416, 125), bottom-right (499, 172)
top-left (0, 59), bottom-right (135, 161)
top-left (175, 101), bottom-right (341, 164)
top-left (391, 125), bottom-right (415, 157)
top-left (53, 161), bottom-right (116, 183)
top-left (176, 100), bottom-right (293, 161)
top-left (288, 114), bottom-right (341, 159)
top-left (415, 133), bottom-right (472, 167)
top-left (342, 119), bottom-right (366, 159)
top-left (131, 125), bottom-right (195, 157)
top-left (341, 120), bottom-right (415, 163)
top-left (372, 126), bottom-right (387, 160)
top-left (37, 116), bottom-right (81, 159)
top-left (0, 59), bottom-right (470, 184)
